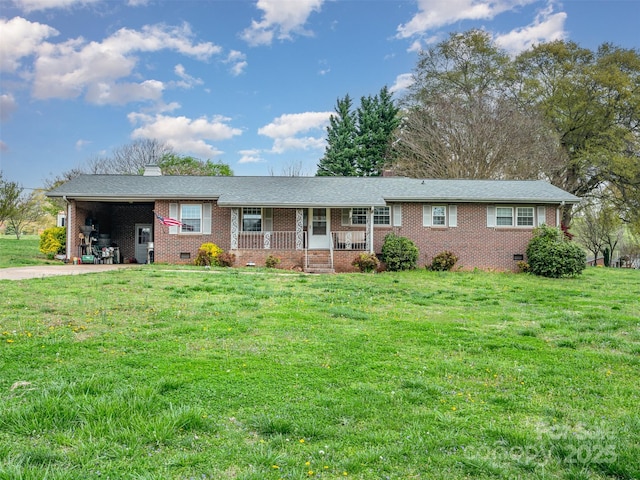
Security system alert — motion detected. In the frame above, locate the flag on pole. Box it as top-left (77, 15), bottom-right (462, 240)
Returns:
top-left (155, 211), bottom-right (183, 227)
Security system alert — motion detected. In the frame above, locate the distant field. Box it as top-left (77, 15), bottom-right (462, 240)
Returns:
top-left (1, 263), bottom-right (638, 479)
top-left (0, 235), bottom-right (58, 268)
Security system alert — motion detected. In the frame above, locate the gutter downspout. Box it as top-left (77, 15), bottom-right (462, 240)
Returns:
top-left (63, 196), bottom-right (71, 261)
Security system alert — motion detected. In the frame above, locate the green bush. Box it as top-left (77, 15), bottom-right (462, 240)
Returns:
top-left (428, 250), bottom-right (458, 271)
top-left (265, 254), bottom-right (281, 268)
top-left (39, 227), bottom-right (66, 259)
top-left (381, 233), bottom-right (419, 271)
top-left (351, 252), bottom-right (380, 273)
top-left (525, 225), bottom-right (586, 278)
top-left (194, 242), bottom-right (223, 266)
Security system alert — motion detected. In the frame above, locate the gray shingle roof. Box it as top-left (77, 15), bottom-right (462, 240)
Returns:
top-left (47, 175), bottom-right (580, 206)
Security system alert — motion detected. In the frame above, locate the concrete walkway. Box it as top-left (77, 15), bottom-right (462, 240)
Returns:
top-left (0, 264), bottom-right (132, 281)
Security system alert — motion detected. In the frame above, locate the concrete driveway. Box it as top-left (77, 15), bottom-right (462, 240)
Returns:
top-left (0, 264), bottom-right (131, 281)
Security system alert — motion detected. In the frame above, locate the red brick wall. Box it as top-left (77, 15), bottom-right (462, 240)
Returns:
top-left (68, 200), bottom-right (559, 271)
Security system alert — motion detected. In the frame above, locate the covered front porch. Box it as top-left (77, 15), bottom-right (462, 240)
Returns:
top-left (229, 207), bottom-right (376, 273)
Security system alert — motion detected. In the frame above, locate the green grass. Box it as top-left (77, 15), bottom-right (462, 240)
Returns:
top-left (0, 237), bottom-right (639, 479)
top-left (0, 235), bottom-right (59, 268)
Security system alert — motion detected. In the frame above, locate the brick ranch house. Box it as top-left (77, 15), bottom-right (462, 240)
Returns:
top-left (47, 170), bottom-right (579, 272)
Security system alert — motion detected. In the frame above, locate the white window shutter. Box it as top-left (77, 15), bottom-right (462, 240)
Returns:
top-left (423, 205), bottom-right (431, 227)
top-left (487, 206), bottom-right (496, 228)
top-left (537, 206), bottom-right (546, 226)
top-left (263, 208), bottom-right (273, 232)
top-left (393, 204), bottom-right (402, 226)
top-left (342, 208), bottom-right (351, 226)
top-left (448, 205), bottom-right (457, 227)
top-left (202, 203), bottom-right (212, 234)
top-left (169, 203), bottom-right (179, 234)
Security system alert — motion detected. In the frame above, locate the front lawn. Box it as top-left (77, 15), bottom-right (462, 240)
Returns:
top-left (0, 267), bottom-right (638, 479)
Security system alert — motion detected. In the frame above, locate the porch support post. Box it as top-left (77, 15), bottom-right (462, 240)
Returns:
top-left (230, 208), bottom-right (239, 249)
top-left (367, 207), bottom-right (374, 253)
top-left (295, 208), bottom-right (304, 250)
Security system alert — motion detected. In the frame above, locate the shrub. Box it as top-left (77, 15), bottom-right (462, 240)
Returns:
top-left (381, 233), bottom-right (419, 271)
top-left (265, 254), bottom-right (281, 269)
top-left (516, 260), bottom-right (530, 273)
top-left (216, 251), bottom-right (236, 267)
top-left (40, 227), bottom-right (66, 259)
top-left (428, 251), bottom-right (458, 271)
top-left (194, 242), bottom-right (223, 266)
top-left (351, 252), bottom-right (380, 273)
top-left (525, 225), bottom-right (586, 278)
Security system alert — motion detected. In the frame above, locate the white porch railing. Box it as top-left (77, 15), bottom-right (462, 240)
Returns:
top-left (331, 231), bottom-right (367, 251)
top-left (237, 231), bottom-right (300, 250)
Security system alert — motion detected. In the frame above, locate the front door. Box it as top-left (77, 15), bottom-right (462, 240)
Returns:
top-left (308, 208), bottom-right (330, 249)
top-left (135, 224), bottom-right (152, 263)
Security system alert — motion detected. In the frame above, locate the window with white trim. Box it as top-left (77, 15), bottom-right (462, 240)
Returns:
top-left (180, 204), bottom-right (202, 233)
top-left (517, 207), bottom-right (534, 226)
top-left (342, 207), bottom-right (392, 226)
top-left (423, 205), bottom-right (458, 227)
top-left (496, 207), bottom-right (513, 226)
top-left (488, 206), bottom-right (538, 227)
top-left (432, 206), bottom-right (446, 226)
top-left (374, 206), bottom-right (390, 225)
top-left (242, 207), bottom-right (262, 232)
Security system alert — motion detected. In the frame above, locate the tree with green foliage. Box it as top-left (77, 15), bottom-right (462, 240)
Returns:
top-left (158, 154), bottom-right (233, 176)
top-left (396, 30), bottom-right (640, 228)
top-left (5, 191), bottom-right (45, 239)
top-left (0, 172), bottom-right (22, 226)
top-left (317, 87), bottom-right (400, 176)
top-left (526, 225), bottom-right (586, 278)
top-left (510, 40), bottom-right (640, 225)
top-left (317, 95), bottom-right (358, 176)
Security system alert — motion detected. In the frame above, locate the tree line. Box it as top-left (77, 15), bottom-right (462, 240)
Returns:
top-left (317, 30), bottom-right (639, 238)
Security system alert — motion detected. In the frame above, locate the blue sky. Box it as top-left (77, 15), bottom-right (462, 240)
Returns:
top-left (1, 0), bottom-right (639, 189)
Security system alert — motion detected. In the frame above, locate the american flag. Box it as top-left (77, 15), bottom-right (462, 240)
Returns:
top-left (155, 212), bottom-right (183, 227)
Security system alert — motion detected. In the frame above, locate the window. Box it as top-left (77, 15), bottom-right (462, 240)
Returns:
top-left (496, 207), bottom-right (513, 226)
top-left (432, 206), bottom-right (446, 226)
top-left (242, 207), bottom-right (262, 232)
top-left (374, 206), bottom-right (390, 225)
top-left (487, 205), bottom-right (537, 228)
top-left (351, 208), bottom-right (368, 225)
top-left (180, 204), bottom-right (201, 233)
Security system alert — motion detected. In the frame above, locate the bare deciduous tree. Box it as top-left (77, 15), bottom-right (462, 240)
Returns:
top-left (392, 97), bottom-right (565, 180)
top-left (88, 139), bottom-right (174, 174)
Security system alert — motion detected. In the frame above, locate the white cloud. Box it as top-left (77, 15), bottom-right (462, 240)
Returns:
top-left (238, 149), bottom-right (264, 164)
top-left (128, 112), bottom-right (242, 158)
top-left (241, 0), bottom-right (324, 46)
top-left (75, 139), bottom-right (91, 150)
top-left (0, 94), bottom-right (18, 122)
top-left (258, 111), bottom-right (331, 154)
top-left (172, 64), bottom-right (204, 88)
top-left (30, 23), bottom-right (221, 104)
top-left (12, 0), bottom-right (99, 13)
top-left (0, 17), bottom-right (59, 72)
top-left (225, 50), bottom-right (248, 76)
top-left (494, 4), bottom-right (566, 54)
top-left (397, 0), bottom-right (537, 39)
top-left (390, 73), bottom-right (414, 93)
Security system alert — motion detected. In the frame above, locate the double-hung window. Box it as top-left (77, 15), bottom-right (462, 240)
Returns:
top-left (180, 204), bottom-right (202, 233)
top-left (242, 207), bottom-right (262, 232)
top-left (423, 205), bottom-right (457, 227)
top-left (343, 207), bottom-right (392, 226)
top-left (496, 207), bottom-right (513, 226)
top-left (516, 207), bottom-right (534, 226)
top-left (489, 206), bottom-right (537, 227)
top-left (373, 206), bottom-right (390, 225)
top-left (432, 206), bottom-right (446, 226)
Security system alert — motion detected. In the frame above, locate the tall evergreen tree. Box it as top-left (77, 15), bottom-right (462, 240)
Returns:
top-left (317, 88), bottom-right (399, 176)
top-left (356, 86), bottom-right (401, 176)
top-left (317, 95), bottom-right (358, 176)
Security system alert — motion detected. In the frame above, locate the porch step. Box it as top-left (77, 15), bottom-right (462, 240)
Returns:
top-left (305, 250), bottom-right (334, 274)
